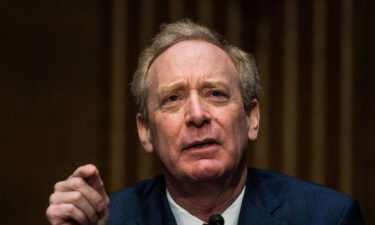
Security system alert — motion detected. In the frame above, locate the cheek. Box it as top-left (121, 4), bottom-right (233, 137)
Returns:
top-left (150, 114), bottom-right (183, 153)
top-left (236, 112), bottom-right (250, 140)
top-left (219, 108), bottom-right (249, 149)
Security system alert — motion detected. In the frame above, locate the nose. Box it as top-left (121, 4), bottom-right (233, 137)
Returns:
top-left (185, 94), bottom-right (211, 127)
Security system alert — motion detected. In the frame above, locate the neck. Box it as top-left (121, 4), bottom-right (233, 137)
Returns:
top-left (165, 165), bottom-right (247, 222)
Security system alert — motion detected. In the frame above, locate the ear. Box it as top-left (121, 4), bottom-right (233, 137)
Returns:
top-left (136, 113), bottom-right (154, 153)
top-left (246, 99), bottom-right (260, 141)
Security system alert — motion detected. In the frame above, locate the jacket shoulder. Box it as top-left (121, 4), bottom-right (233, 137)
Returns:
top-left (249, 168), bottom-right (352, 201)
top-left (247, 168), bottom-right (365, 224)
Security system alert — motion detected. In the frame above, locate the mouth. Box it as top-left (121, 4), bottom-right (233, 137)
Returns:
top-left (183, 139), bottom-right (218, 150)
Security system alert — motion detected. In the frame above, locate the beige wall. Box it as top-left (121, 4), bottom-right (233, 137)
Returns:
top-left (2, 0), bottom-right (374, 224)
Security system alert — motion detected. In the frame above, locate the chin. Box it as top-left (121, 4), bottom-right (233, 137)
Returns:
top-left (186, 161), bottom-right (227, 182)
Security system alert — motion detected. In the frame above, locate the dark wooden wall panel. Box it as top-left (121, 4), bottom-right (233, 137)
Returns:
top-left (1, 1), bottom-right (109, 224)
top-left (297, 0), bottom-right (313, 181)
top-left (266, 0), bottom-right (286, 173)
top-left (353, 0), bottom-right (375, 222)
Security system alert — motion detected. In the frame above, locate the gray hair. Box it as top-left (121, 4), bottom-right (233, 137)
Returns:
top-left (131, 19), bottom-right (261, 117)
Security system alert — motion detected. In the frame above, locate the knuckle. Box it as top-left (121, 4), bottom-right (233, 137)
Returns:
top-left (70, 177), bottom-right (84, 189)
top-left (71, 191), bottom-right (83, 202)
top-left (45, 205), bottom-right (54, 217)
top-left (65, 204), bottom-right (75, 213)
top-left (49, 193), bottom-right (57, 203)
top-left (54, 181), bottom-right (64, 191)
top-left (92, 196), bottom-right (103, 208)
top-left (78, 213), bottom-right (89, 225)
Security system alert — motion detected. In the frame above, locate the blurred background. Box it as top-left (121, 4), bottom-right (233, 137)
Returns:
top-left (2, 0), bottom-right (374, 224)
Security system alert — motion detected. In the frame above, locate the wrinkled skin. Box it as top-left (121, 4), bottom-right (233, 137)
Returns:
top-left (46, 164), bottom-right (109, 225)
top-left (137, 40), bottom-right (260, 183)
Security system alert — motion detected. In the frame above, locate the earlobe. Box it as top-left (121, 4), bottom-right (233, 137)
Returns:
top-left (247, 99), bottom-right (260, 141)
top-left (136, 113), bottom-right (154, 153)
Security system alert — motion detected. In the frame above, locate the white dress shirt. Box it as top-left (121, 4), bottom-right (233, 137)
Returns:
top-left (166, 186), bottom-right (245, 225)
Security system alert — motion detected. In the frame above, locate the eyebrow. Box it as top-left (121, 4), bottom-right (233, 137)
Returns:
top-left (158, 79), bottom-right (228, 97)
top-left (201, 80), bottom-right (227, 89)
top-left (159, 82), bottom-right (185, 97)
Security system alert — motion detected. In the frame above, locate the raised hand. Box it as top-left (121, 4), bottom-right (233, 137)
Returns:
top-left (46, 164), bottom-right (109, 225)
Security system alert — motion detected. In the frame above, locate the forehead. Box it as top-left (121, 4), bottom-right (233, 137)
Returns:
top-left (147, 40), bottom-right (238, 84)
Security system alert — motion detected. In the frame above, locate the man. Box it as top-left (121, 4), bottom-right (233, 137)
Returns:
top-left (46, 20), bottom-right (364, 225)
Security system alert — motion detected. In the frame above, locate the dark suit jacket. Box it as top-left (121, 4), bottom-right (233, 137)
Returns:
top-left (109, 168), bottom-right (364, 225)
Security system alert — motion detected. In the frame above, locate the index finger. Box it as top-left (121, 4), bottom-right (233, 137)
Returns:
top-left (70, 164), bottom-right (108, 199)
top-left (71, 164), bottom-right (98, 179)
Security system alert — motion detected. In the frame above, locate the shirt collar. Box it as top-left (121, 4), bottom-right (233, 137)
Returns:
top-left (166, 186), bottom-right (246, 225)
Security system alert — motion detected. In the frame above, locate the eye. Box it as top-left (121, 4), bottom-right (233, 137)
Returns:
top-left (206, 89), bottom-right (229, 103)
top-left (211, 90), bottom-right (224, 97)
top-left (167, 95), bottom-right (179, 102)
top-left (159, 93), bottom-right (183, 111)
top-left (161, 94), bottom-right (180, 105)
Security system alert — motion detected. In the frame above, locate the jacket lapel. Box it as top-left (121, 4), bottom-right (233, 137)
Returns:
top-left (238, 168), bottom-right (288, 225)
top-left (129, 176), bottom-right (177, 225)
top-left (238, 205), bottom-right (287, 225)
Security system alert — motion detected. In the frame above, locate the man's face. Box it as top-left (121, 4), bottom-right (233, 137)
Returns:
top-left (137, 40), bottom-right (259, 182)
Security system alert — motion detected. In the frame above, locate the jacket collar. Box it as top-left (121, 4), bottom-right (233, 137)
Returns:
top-left (126, 169), bottom-right (287, 225)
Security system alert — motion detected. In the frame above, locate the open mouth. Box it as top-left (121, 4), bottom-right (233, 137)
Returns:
top-left (184, 139), bottom-right (218, 150)
top-left (191, 141), bottom-right (215, 149)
